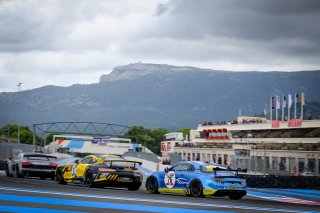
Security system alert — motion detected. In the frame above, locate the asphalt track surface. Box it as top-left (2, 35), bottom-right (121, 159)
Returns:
top-left (0, 173), bottom-right (319, 213)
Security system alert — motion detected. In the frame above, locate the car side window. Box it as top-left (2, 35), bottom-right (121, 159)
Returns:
top-left (79, 157), bottom-right (91, 164)
top-left (87, 157), bottom-right (97, 164)
top-left (186, 164), bottom-right (195, 171)
top-left (171, 163), bottom-right (194, 172)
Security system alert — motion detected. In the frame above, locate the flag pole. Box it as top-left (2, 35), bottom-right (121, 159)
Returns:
top-left (294, 92), bottom-right (297, 119)
top-left (301, 100), bottom-right (303, 120)
top-left (275, 96), bottom-right (278, 121)
top-left (270, 96), bottom-right (272, 121)
top-left (301, 92), bottom-right (304, 120)
top-left (281, 94), bottom-right (284, 121)
top-left (288, 93), bottom-right (290, 121)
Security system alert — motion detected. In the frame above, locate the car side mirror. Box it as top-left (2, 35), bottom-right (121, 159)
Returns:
top-left (164, 167), bottom-right (169, 173)
top-left (74, 159), bottom-right (79, 164)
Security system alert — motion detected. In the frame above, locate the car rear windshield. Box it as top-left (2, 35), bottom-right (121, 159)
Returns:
top-left (25, 155), bottom-right (57, 161)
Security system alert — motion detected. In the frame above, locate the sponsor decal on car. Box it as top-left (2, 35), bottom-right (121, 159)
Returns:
top-left (176, 178), bottom-right (189, 185)
top-left (164, 171), bottom-right (175, 188)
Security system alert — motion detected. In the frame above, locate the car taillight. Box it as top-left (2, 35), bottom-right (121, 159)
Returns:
top-left (134, 170), bottom-right (143, 180)
top-left (21, 162), bottom-right (32, 165)
top-left (212, 178), bottom-right (223, 184)
top-left (49, 163), bottom-right (58, 167)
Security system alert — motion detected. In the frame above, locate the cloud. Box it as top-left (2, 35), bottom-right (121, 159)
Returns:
top-left (0, 0), bottom-right (319, 92)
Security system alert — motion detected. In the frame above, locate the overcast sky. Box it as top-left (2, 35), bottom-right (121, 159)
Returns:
top-left (1, 0), bottom-right (320, 92)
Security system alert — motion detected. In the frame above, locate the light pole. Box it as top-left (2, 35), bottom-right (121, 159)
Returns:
top-left (17, 82), bottom-right (22, 144)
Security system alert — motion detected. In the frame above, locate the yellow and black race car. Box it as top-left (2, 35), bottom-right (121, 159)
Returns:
top-left (55, 154), bottom-right (143, 191)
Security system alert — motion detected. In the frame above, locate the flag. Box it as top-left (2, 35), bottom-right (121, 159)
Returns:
top-left (296, 94), bottom-right (299, 103)
top-left (276, 96), bottom-right (281, 109)
top-left (283, 96), bottom-right (286, 108)
top-left (288, 94), bottom-right (292, 108)
top-left (301, 92), bottom-right (305, 106)
top-left (272, 97), bottom-right (274, 109)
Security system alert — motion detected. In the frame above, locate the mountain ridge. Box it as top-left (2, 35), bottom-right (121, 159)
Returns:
top-left (1, 63), bottom-right (320, 130)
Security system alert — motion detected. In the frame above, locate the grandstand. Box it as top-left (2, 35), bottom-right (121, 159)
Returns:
top-left (161, 117), bottom-right (320, 176)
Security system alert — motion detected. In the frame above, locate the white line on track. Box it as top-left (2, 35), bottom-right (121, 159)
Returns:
top-left (0, 186), bottom-right (319, 213)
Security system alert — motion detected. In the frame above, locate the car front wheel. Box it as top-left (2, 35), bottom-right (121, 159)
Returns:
top-left (146, 176), bottom-right (159, 194)
top-left (56, 168), bottom-right (67, 184)
top-left (85, 170), bottom-right (95, 187)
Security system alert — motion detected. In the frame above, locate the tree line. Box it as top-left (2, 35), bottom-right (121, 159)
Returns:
top-left (0, 124), bottom-right (190, 154)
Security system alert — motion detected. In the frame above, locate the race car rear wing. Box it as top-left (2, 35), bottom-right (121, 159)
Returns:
top-left (104, 160), bottom-right (142, 168)
top-left (201, 166), bottom-right (247, 176)
top-left (212, 168), bottom-right (247, 177)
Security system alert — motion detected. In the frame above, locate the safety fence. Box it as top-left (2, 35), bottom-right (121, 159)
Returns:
top-left (231, 155), bottom-right (319, 176)
top-left (0, 141), bottom-right (40, 161)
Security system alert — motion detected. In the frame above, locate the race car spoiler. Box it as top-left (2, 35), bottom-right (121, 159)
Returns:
top-left (104, 160), bottom-right (142, 167)
top-left (205, 166), bottom-right (247, 175)
top-left (212, 168), bottom-right (248, 177)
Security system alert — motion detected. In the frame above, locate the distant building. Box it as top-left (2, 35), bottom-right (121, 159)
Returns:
top-left (162, 116), bottom-right (320, 176)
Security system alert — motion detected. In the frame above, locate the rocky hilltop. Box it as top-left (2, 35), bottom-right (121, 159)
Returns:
top-left (1, 63), bottom-right (320, 129)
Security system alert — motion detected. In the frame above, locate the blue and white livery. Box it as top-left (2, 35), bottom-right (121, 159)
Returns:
top-left (145, 161), bottom-right (247, 200)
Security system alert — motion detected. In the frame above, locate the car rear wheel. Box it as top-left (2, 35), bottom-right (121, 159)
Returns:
top-left (56, 168), bottom-right (67, 184)
top-left (146, 176), bottom-right (159, 194)
top-left (229, 194), bottom-right (243, 200)
top-left (189, 179), bottom-right (204, 197)
top-left (85, 170), bottom-right (95, 187)
top-left (128, 184), bottom-right (141, 191)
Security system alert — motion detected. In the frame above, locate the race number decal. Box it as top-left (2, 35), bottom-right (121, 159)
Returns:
top-left (164, 171), bottom-right (175, 188)
top-left (71, 164), bottom-right (77, 176)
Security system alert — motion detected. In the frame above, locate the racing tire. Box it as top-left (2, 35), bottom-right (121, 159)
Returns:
top-left (56, 168), bottom-right (67, 184)
top-left (5, 163), bottom-right (11, 177)
top-left (128, 184), bottom-right (141, 191)
top-left (85, 170), bottom-right (95, 188)
top-left (189, 179), bottom-right (204, 197)
top-left (228, 194), bottom-right (243, 200)
top-left (13, 165), bottom-right (23, 178)
top-left (146, 176), bottom-right (159, 194)
top-left (5, 169), bottom-right (10, 177)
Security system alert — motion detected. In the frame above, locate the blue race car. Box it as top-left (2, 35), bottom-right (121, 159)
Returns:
top-left (145, 161), bottom-right (247, 200)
